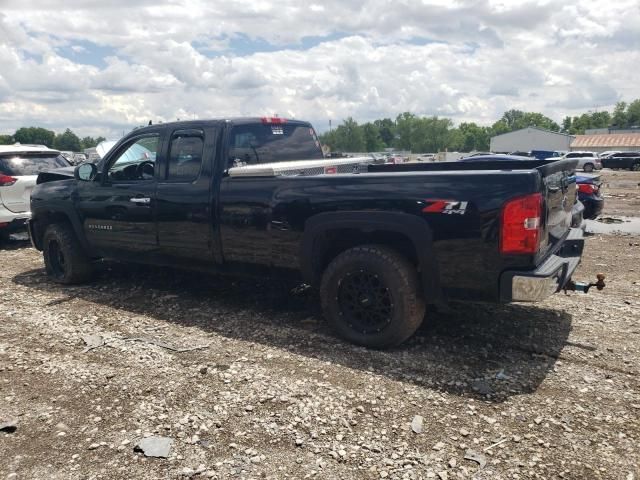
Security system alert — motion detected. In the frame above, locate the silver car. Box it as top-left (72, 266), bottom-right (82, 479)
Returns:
top-left (0, 145), bottom-right (70, 240)
top-left (558, 151), bottom-right (602, 172)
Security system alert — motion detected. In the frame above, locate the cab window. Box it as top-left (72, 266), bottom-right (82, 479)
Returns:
top-left (108, 135), bottom-right (159, 182)
top-left (166, 131), bottom-right (204, 182)
top-left (227, 122), bottom-right (323, 167)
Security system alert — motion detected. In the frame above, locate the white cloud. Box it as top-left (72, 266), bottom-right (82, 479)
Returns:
top-left (0, 0), bottom-right (639, 138)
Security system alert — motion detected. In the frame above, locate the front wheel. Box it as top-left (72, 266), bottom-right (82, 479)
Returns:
top-left (43, 223), bottom-right (93, 284)
top-left (320, 245), bottom-right (425, 348)
top-left (631, 162), bottom-right (640, 172)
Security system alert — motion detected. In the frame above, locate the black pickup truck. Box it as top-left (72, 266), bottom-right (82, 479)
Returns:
top-left (29, 117), bottom-right (590, 348)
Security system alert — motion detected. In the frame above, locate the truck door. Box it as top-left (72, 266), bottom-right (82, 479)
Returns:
top-left (77, 132), bottom-right (162, 257)
top-left (155, 126), bottom-right (216, 263)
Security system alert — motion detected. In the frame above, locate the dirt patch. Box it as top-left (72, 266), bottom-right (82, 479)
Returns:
top-left (599, 169), bottom-right (640, 217)
top-left (1, 173), bottom-right (639, 479)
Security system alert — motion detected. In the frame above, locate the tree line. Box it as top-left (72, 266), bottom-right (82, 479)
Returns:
top-left (320, 100), bottom-right (640, 153)
top-left (3, 99), bottom-right (640, 154)
top-left (0, 127), bottom-right (105, 152)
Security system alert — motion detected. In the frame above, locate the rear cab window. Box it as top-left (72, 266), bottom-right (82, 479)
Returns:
top-left (0, 153), bottom-right (70, 176)
top-left (166, 130), bottom-right (204, 182)
top-left (227, 120), bottom-right (323, 167)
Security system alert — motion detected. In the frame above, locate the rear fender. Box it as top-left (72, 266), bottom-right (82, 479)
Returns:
top-left (301, 211), bottom-right (443, 304)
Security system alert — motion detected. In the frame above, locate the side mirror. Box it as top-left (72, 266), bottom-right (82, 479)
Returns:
top-left (75, 163), bottom-right (98, 182)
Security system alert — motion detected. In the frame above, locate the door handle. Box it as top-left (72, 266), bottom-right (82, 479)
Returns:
top-left (130, 197), bottom-right (151, 204)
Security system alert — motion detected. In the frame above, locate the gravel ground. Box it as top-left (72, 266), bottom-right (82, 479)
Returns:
top-left (1, 170), bottom-right (639, 480)
top-left (599, 169), bottom-right (640, 218)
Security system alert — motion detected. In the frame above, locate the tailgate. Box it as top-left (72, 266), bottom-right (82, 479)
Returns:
top-left (537, 159), bottom-right (579, 257)
top-left (0, 175), bottom-right (37, 213)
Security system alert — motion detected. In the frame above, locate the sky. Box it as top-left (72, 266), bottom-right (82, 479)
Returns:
top-left (0, 0), bottom-right (639, 139)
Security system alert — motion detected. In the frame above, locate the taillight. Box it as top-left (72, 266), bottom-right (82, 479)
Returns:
top-left (577, 183), bottom-right (597, 194)
top-left (0, 174), bottom-right (17, 187)
top-left (500, 193), bottom-right (543, 255)
top-left (261, 117), bottom-right (287, 124)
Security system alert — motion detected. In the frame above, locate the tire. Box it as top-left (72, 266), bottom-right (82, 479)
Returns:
top-left (43, 223), bottom-right (93, 284)
top-left (320, 245), bottom-right (426, 348)
top-left (583, 163), bottom-right (594, 172)
top-left (631, 162), bottom-right (640, 172)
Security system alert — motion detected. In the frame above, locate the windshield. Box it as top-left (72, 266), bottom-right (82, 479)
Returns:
top-left (228, 122), bottom-right (323, 167)
top-left (0, 154), bottom-right (70, 176)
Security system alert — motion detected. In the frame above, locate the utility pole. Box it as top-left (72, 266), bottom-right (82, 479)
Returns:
top-left (329, 119), bottom-right (332, 133)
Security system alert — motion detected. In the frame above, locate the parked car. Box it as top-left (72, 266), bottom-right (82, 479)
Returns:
top-left (601, 151), bottom-right (640, 171)
top-left (559, 152), bottom-right (602, 172)
top-left (0, 144), bottom-right (70, 241)
top-left (29, 117), bottom-right (591, 348)
top-left (386, 155), bottom-right (407, 164)
top-left (459, 154), bottom-right (533, 162)
top-left (72, 153), bottom-right (88, 164)
top-left (576, 174), bottom-right (604, 220)
top-left (509, 151), bottom-right (531, 157)
top-left (60, 151), bottom-right (74, 162)
top-left (530, 150), bottom-right (564, 161)
top-left (599, 150), bottom-right (621, 159)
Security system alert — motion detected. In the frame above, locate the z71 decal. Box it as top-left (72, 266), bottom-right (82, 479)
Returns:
top-left (422, 200), bottom-right (469, 215)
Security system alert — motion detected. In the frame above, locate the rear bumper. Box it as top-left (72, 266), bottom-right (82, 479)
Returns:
top-left (500, 227), bottom-right (584, 302)
top-left (0, 203), bottom-right (30, 234)
top-left (0, 203), bottom-right (30, 223)
top-left (0, 217), bottom-right (29, 234)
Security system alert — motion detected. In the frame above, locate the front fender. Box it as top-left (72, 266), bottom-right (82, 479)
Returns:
top-left (30, 181), bottom-right (93, 254)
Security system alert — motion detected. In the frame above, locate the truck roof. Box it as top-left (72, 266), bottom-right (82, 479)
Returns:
top-left (132, 117), bottom-right (312, 134)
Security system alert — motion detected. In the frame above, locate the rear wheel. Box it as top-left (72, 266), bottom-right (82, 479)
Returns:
top-left (320, 245), bottom-right (425, 348)
top-left (43, 223), bottom-right (93, 284)
top-left (583, 163), bottom-right (594, 172)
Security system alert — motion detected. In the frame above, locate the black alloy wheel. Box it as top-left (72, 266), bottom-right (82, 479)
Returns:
top-left (337, 270), bottom-right (394, 334)
top-left (47, 238), bottom-right (67, 279)
top-left (43, 223), bottom-right (93, 284)
top-left (320, 245), bottom-right (426, 348)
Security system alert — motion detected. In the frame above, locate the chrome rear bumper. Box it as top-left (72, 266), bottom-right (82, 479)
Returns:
top-left (500, 227), bottom-right (584, 302)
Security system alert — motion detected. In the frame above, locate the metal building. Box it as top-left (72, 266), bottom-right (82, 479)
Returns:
top-left (570, 133), bottom-right (640, 153)
top-left (489, 127), bottom-right (574, 153)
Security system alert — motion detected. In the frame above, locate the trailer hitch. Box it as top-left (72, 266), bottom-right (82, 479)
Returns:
top-left (564, 273), bottom-right (606, 294)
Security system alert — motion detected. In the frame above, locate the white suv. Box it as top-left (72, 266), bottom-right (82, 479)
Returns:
top-left (559, 151), bottom-right (602, 172)
top-left (0, 144), bottom-right (70, 240)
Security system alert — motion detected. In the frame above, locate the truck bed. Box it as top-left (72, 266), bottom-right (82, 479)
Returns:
top-left (220, 157), bottom-right (579, 301)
